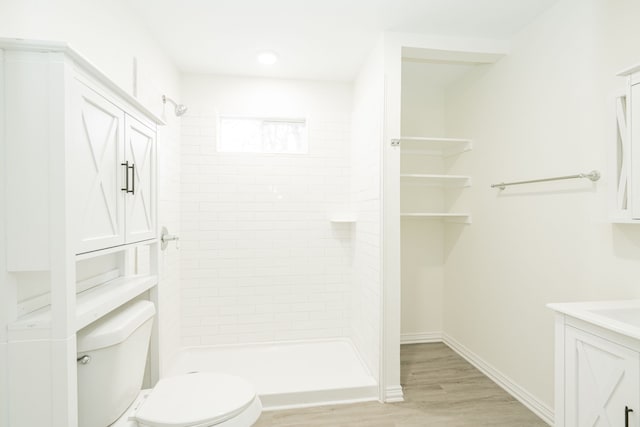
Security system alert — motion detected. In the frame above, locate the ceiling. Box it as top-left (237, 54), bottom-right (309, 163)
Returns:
top-left (129, 0), bottom-right (559, 82)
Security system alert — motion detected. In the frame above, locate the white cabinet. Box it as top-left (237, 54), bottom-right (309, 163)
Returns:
top-left (632, 80), bottom-right (640, 220)
top-left (613, 65), bottom-right (640, 222)
top-left (564, 326), bottom-right (639, 427)
top-left (124, 115), bottom-right (156, 244)
top-left (0, 40), bottom-right (163, 427)
top-left (550, 305), bottom-right (640, 427)
top-left (72, 82), bottom-right (156, 254)
top-left (72, 82), bottom-right (126, 253)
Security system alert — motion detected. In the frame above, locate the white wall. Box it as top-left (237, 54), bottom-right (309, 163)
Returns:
top-left (0, 45), bottom-right (8, 427)
top-left (179, 74), bottom-right (353, 345)
top-left (0, 2), bottom-right (182, 425)
top-left (444, 0), bottom-right (640, 415)
top-left (350, 41), bottom-right (385, 381)
top-left (0, 0), bottom-right (177, 110)
top-left (400, 61), bottom-right (448, 339)
top-left (401, 63), bottom-right (447, 135)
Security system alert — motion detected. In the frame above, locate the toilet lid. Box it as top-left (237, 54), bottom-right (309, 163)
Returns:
top-left (134, 372), bottom-right (257, 427)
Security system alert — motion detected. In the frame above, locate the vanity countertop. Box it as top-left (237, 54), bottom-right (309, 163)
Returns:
top-left (548, 299), bottom-right (640, 341)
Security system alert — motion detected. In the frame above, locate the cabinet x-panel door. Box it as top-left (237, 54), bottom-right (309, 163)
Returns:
top-left (72, 81), bottom-right (126, 254)
top-left (565, 326), bottom-right (639, 427)
top-left (124, 115), bottom-right (156, 244)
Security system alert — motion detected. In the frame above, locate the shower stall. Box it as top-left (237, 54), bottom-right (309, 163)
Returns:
top-left (167, 67), bottom-right (385, 408)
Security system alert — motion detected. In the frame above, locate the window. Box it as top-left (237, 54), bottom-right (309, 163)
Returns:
top-left (217, 116), bottom-right (308, 154)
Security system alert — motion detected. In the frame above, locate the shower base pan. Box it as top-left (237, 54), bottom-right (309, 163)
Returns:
top-left (165, 338), bottom-right (379, 410)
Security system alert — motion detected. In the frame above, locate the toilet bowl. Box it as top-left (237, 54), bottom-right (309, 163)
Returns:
top-left (125, 372), bottom-right (262, 427)
top-left (76, 300), bottom-right (262, 427)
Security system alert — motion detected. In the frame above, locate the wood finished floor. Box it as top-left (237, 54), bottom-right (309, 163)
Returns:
top-left (254, 343), bottom-right (547, 426)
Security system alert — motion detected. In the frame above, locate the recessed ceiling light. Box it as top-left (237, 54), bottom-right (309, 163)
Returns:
top-left (257, 51), bottom-right (278, 65)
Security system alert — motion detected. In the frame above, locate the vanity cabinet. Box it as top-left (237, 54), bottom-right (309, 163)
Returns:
top-left (563, 326), bottom-right (639, 426)
top-left (550, 303), bottom-right (640, 427)
top-left (73, 82), bottom-right (156, 254)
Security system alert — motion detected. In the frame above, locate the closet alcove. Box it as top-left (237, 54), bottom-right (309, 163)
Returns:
top-left (395, 48), bottom-right (499, 345)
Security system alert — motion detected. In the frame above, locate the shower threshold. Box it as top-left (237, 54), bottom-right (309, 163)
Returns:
top-left (165, 338), bottom-right (379, 410)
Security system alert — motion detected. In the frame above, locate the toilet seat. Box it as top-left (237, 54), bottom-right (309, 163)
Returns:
top-left (132, 372), bottom-right (261, 427)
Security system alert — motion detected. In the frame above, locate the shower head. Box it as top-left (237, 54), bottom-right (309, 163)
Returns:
top-left (162, 95), bottom-right (188, 117)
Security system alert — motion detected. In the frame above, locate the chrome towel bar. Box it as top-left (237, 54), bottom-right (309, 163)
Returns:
top-left (491, 170), bottom-right (601, 190)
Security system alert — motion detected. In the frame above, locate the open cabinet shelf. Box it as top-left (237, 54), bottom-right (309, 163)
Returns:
top-left (399, 136), bottom-right (472, 157)
top-left (9, 274), bottom-right (158, 333)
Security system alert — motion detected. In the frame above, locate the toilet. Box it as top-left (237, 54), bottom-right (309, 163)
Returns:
top-left (76, 300), bottom-right (262, 427)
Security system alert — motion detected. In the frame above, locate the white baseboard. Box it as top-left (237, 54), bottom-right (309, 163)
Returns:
top-left (384, 385), bottom-right (404, 403)
top-left (442, 333), bottom-right (554, 426)
top-left (400, 331), bottom-right (442, 345)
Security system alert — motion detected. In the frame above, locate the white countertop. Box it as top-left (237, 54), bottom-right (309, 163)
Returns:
top-left (548, 299), bottom-right (640, 341)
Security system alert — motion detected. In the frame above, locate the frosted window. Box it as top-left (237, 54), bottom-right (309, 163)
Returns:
top-left (218, 116), bottom-right (307, 154)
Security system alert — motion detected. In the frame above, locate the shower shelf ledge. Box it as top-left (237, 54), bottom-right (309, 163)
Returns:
top-left (8, 274), bottom-right (158, 335)
top-left (329, 214), bottom-right (357, 223)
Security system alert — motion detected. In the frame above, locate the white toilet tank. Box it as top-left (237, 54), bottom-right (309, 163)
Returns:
top-left (76, 300), bottom-right (156, 427)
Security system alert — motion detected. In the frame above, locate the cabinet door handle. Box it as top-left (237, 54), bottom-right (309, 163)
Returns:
top-left (130, 163), bottom-right (135, 194)
top-left (626, 406), bottom-right (633, 427)
top-left (121, 161), bottom-right (129, 192)
top-left (121, 162), bottom-right (134, 193)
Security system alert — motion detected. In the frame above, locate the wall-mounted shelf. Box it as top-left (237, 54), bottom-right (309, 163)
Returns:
top-left (398, 136), bottom-right (473, 225)
top-left (398, 137), bottom-right (472, 157)
top-left (8, 274), bottom-right (158, 334)
top-left (401, 212), bottom-right (471, 224)
top-left (400, 174), bottom-right (471, 187)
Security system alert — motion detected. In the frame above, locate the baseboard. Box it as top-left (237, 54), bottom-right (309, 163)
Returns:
top-left (384, 385), bottom-right (404, 403)
top-left (442, 333), bottom-right (554, 426)
top-left (400, 331), bottom-right (442, 345)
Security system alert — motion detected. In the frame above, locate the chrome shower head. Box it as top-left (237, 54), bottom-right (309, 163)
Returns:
top-left (162, 95), bottom-right (188, 117)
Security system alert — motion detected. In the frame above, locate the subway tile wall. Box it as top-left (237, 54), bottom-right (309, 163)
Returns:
top-left (179, 109), bottom-right (353, 346)
top-left (157, 119), bottom-right (182, 371)
top-left (347, 50), bottom-right (384, 380)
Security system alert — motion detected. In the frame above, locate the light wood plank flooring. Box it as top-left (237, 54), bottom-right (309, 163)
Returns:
top-left (254, 343), bottom-right (547, 426)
